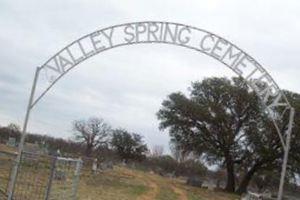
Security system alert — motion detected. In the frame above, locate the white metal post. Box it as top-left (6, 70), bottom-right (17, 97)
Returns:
top-left (7, 67), bottom-right (41, 200)
top-left (72, 158), bottom-right (83, 200)
top-left (277, 108), bottom-right (295, 200)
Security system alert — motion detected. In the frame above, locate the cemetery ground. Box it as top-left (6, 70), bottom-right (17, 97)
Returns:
top-left (0, 144), bottom-right (239, 200)
top-left (77, 166), bottom-right (239, 200)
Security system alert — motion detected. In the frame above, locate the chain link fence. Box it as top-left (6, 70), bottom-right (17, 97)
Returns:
top-left (0, 150), bottom-right (17, 199)
top-left (0, 150), bottom-right (82, 200)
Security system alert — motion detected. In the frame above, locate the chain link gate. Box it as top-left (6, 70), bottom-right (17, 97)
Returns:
top-left (2, 151), bottom-right (82, 200)
top-left (46, 157), bottom-right (82, 200)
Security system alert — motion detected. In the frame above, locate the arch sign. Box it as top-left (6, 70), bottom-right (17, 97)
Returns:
top-left (8, 21), bottom-right (295, 200)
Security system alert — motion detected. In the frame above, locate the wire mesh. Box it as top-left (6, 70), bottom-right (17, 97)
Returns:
top-left (12, 152), bottom-right (54, 200)
top-left (0, 151), bottom-right (83, 200)
top-left (0, 150), bottom-right (17, 197)
top-left (48, 157), bottom-right (82, 200)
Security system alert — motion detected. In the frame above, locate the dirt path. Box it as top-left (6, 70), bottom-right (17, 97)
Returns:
top-left (138, 176), bottom-right (159, 200)
top-left (116, 168), bottom-right (160, 200)
top-left (118, 168), bottom-right (188, 200)
top-left (171, 184), bottom-right (188, 200)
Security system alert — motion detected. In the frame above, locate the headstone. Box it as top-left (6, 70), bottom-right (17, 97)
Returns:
top-left (99, 161), bottom-right (114, 171)
top-left (186, 177), bottom-right (203, 187)
top-left (7, 137), bottom-right (16, 147)
top-left (92, 158), bottom-right (98, 174)
top-left (165, 172), bottom-right (176, 179)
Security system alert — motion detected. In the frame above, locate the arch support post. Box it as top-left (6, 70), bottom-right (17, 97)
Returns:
top-left (7, 67), bottom-right (41, 200)
top-left (277, 107), bottom-right (295, 200)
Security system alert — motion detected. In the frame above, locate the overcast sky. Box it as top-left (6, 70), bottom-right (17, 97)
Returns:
top-left (0, 0), bottom-right (299, 153)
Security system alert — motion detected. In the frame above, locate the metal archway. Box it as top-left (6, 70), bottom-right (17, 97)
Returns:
top-left (8, 21), bottom-right (295, 200)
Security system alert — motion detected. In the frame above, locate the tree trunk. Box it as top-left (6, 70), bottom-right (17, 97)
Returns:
top-left (225, 156), bottom-right (235, 192)
top-left (85, 143), bottom-right (93, 157)
top-left (236, 163), bottom-right (261, 194)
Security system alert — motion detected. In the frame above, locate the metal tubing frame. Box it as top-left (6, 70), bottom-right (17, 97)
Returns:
top-left (277, 108), bottom-right (295, 200)
top-left (45, 156), bottom-right (58, 200)
top-left (6, 22), bottom-right (296, 200)
top-left (7, 67), bottom-right (41, 200)
top-left (71, 159), bottom-right (83, 200)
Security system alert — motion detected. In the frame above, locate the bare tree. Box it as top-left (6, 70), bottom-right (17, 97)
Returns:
top-left (73, 117), bottom-right (111, 157)
top-left (152, 145), bottom-right (164, 157)
top-left (7, 123), bottom-right (21, 132)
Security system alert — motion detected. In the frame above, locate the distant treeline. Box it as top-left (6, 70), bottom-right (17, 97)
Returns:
top-left (0, 123), bottom-right (208, 179)
top-left (0, 124), bottom-right (84, 155)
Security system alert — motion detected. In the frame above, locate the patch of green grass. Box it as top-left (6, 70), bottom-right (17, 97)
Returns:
top-left (78, 169), bottom-right (149, 200)
top-left (156, 186), bottom-right (178, 200)
top-left (128, 184), bottom-right (148, 196)
top-left (188, 192), bottom-right (204, 200)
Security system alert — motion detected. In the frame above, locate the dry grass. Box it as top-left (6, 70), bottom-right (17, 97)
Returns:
top-left (77, 167), bottom-right (240, 200)
top-left (0, 144), bottom-right (240, 200)
top-left (0, 145), bottom-right (17, 196)
top-left (0, 144), bottom-right (17, 153)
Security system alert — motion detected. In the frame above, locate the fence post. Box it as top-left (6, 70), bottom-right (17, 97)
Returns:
top-left (7, 67), bottom-right (41, 200)
top-left (277, 108), bottom-right (295, 200)
top-left (71, 159), bottom-right (82, 200)
top-left (45, 156), bottom-right (57, 200)
top-left (7, 151), bottom-right (24, 199)
top-left (5, 152), bottom-right (18, 196)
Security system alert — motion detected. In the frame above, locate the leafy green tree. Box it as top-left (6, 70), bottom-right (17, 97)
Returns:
top-left (284, 91), bottom-right (300, 175)
top-left (235, 90), bottom-right (300, 194)
top-left (157, 77), bottom-right (300, 193)
top-left (111, 129), bottom-right (148, 162)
